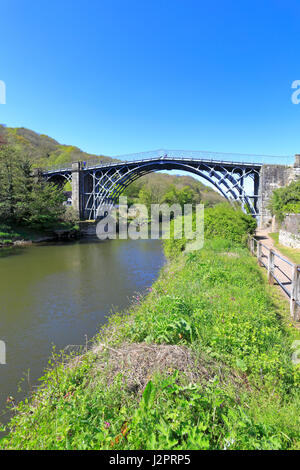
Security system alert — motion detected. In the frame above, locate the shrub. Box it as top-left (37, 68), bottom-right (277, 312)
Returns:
top-left (269, 179), bottom-right (300, 222)
top-left (60, 206), bottom-right (79, 226)
top-left (164, 203), bottom-right (256, 258)
top-left (0, 145), bottom-right (66, 229)
top-left (204, 203), bottom-right (256, 243)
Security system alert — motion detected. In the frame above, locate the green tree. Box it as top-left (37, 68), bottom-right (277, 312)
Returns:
top-left (0, 144), bottom-right (66, 229)
top-left (162, 185), bottom-right (197, 208)
top-left (122, 180), bottom-right (143, 206)
top-left (22, 179), bottom-right (65, 228)
top-left (0, 145), bottom-right (24, 219)
top-left (138, 185), bottom-right (161, 210)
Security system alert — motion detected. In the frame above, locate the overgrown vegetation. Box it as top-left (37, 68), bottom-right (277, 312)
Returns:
top-left (164, 203), bottom-right (256, 258)
top-left (269, 179), bottom-right (300, 222)
top-left (1, 206), bottom-right (299, 450)
top-left (0, 144), bottom-right (78, 243)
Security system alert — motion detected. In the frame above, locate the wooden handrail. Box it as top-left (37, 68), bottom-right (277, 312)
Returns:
top-left (248, 236), bottom-right (300, 321)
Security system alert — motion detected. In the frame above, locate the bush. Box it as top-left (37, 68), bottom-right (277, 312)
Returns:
top-left (164, 203), bottom-right (256, 258)
top-left (0, 145), bottom-right (67, 230)
top-left (204, 203), bottom-right (256, 243)
top-left (60, 206), bottom-right (79, 226)
top-left (269, 179), bottom-right (300, 222)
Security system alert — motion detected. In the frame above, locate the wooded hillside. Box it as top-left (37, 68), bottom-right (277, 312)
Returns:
top-left (0, 125), bottom-right (224, 206)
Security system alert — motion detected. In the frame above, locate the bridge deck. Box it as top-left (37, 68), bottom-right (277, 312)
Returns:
top-left (43, 154), bottom-right (264, 175)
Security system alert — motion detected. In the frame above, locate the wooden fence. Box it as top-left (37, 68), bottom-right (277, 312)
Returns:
top-left (249, 237), bottom-right (300, 321)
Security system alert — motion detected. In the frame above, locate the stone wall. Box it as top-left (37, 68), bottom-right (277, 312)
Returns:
top-left (258, 165), bottom-right (296, 228)
top-left (258, 156), bottom-right (300, 228)
top-left (279, 214), bottom-right (300, 249)
top-left (282, 214), bottom-right (300, 234)
top-left (79, 221), bottom-right (98, 237)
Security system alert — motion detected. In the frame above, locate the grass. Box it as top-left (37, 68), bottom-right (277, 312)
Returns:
top-left (269, 232), bottom-right (300, 265)
top-left (1, 237), bottom-right (300, 450)
top-left (0, 223), bottom-right (27, 244)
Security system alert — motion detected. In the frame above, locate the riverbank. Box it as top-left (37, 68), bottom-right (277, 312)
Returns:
top-left (0, 237), bottom-right (165, 432)
top-left (1, 231), bottom-right (300, 449)
top-left (0, 221), bottom-right (80, 247)
top-left (0, 216), bottom-right (141, 247)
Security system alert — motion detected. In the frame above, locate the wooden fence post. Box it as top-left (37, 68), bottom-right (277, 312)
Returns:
top-left (267, 249), bottom-right (275, 284)
top-left (290, 265), bottom-right (300, 321)
top-left (257, 241), bottom-right (262, 266)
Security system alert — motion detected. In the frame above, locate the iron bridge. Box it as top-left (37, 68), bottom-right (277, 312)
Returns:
top-left (42, 149), bottom-right (263, 220)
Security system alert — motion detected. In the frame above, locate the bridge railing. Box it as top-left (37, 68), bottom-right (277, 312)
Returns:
top-left (41, 150), bottom-right (295, 174)
top-left (42, 163), bottom-right (73, 173)
top-left (43, 156), bottom-right (265, 174)
top-left (110, 149), bottom-right (294, 166)
top-left (248, 236), bottom-right (300, 320)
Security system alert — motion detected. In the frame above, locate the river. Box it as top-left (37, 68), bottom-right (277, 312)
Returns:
top-left (0, 238), bottom-right (165, 425)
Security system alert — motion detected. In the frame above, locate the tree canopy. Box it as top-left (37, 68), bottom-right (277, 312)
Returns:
top-left (0, 144), bottom-right (68, 229)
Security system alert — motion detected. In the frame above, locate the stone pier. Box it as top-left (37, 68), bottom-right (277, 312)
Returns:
top-left (71, 161), bottom-right (84, 219)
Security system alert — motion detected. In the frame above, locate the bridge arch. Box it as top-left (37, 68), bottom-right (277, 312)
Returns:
top-left (45, 172), bottom-right (72, 187)
top-left (84, 159), bottom-right (258, 219)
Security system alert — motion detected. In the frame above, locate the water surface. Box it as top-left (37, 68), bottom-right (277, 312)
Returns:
top-left (0, 238), bottom-right (164, 423)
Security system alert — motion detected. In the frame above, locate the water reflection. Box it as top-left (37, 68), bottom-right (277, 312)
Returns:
top-left (0, 238), bottom-right (164, 424)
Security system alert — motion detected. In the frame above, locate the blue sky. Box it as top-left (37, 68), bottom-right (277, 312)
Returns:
top-left (1, 0), bottom-right (300, 159)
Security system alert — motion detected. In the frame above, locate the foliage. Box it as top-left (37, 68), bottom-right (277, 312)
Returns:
top-left (137, 185), bottom-right (162, 211)
top-left (161, 185), bottom-right (197, 208)
top-left (0, 145), bottom-right (71, 230)
top-left (137, 172), bottom-right (223, 207)
top-left (19, 180), bottom-right (65, 228)
top-left (0, 145), bottom-right (25, 219)
top-left (60, 206), bottom-right (79, 227)
top-left (122, 180), bottom-right (143, 206)
top-left (269, 179), bottom-right (300, 222)
top-left (164, 203), bottom-right (256, 258)
top-left (203, 203), bottom-right (256, 242)
top-left (134, 184), bottom-right (199, 212)
top-left (0, 124), bottom-right (114, 168)
top-left (123, 174), bottom-right (223, 210)
top-left (1, 233), bottom-right (300, 449)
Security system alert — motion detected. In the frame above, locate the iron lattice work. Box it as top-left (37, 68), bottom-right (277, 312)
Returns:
top-left (44, 172), bottom-right (72, 185)
top-left (43, 152), bottom-right (262, 220)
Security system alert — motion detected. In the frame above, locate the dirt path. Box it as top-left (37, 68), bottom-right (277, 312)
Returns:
top-left (255, 229), bottom-right (295, 264)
